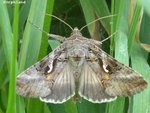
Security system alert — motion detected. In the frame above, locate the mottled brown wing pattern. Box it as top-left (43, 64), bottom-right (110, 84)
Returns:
top-left (16, 54), bottom-right (54, 97)
top-left (94, 48), bottom-right (147, 97)
top-left (17, 45), bottom-right (76, 103)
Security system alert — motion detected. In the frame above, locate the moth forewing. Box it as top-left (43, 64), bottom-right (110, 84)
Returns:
top-left (16, 55), bottom-right (52, 97)
top-left (16, 27), bottom-right (147, 104)
top-left (95, 49), bottom-right (148, 97)
top-left (17, 45), bottom-right (65, 97)
top-left (16, 42), bottom-right (76, 103)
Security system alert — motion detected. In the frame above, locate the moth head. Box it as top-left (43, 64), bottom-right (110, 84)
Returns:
top-left (71, 27), bottom-right (82, 36)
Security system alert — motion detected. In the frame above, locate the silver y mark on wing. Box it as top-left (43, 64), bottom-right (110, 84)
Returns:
top-left (16, 27), bottom-right (147, 104)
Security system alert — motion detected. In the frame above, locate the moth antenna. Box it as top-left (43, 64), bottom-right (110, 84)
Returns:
top-left (28, 20), bottom-right (66, 42)
top-left (100, 31), bottom-right (117, 43)
top-left (28, 20), bottom-right (49, 35)
top-left (80, 14), bottom-right (117, 31)
top-left (46, 13), bottom-right (73, 30)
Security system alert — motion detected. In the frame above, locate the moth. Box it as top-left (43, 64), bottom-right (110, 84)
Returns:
top-left (16, 17), bottom-right (147, 104)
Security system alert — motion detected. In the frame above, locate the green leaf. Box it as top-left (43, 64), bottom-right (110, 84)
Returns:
top-left (6, 0), bottom-right (19, 113)
top-left (80, 0), bottom-right (95, 35)
top-left (128, 2), bottom-right (142, 53)
top-left (48, 40), bottom-right (61, 50)
top-left (27, 99), bottom-right (44, 113)
top-left (140, 13), bottom-right (150, 44)
top-left (140, 0), bottom-right (150, 16)
top-left (18, 0), bottom-right (47, 71)
top-left (17, 0), bottom-right (53, 113)
top-left (38, 0), bottom-right (54, 59)
top-left (19, 0), bottom-right (32, 34)
top-left (77, 100), bottom-right (106, 113)
top-left (90, 0), bottom-right (111, 33)
top-left (64, 100), bottom-right (78, 113)
top-left (0, 39), bottom-right (5, 71)
top-left (48, 104), bottom-right (66, 113)
top-left (0, 0), bottom-right (12, 70)
top-left (130, 43), bottom-right (150, 113)
top-left (107, 0), bottom-right (130, 113)
top-left (44, 104), bottom-right (51, 113)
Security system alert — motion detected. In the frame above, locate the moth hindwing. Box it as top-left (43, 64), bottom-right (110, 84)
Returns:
top-left (16, 27), bottom-right (147, 104)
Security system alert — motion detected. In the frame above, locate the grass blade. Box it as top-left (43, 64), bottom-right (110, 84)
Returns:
top-left (77, 100), bottom-right (107, 113)
top-left (90, 0), bottom-right (110, 33)
top-left (64, 100), bottom-right (78, 113)
top-left (139, 13), bottom-right (150, 44)
top-left (27, 99), bottom-right (44, 113)
top-left (48, 104), bottom-right (66, 113)
top-left (17, 0), bottom-right (49, 113)
top-left (0, 0), bottom-right (12, 70)
top-left (130, 43), bottom-right (150, 113)
top-left (18, 0), bottom-right (47, 71)
top-left (44, 104), bottom-right (52, 113)
top-left (128, 2), bottom-right (142, 53)
top-left (0, 39), bottom-right (5, 70)
top-left (107, 0), bottom-right (130, 113)
top-left (38, 0), bottom-right (54, 59)
top-left (6, 0), bottom-right (19, 113)
top-left (80, 0), bottom-right (96, 36)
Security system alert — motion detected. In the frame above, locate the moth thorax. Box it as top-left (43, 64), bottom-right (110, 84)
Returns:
top-left (68, 48), bottom-right (86, 67)
top-left (69, 57), bottom-right (85, 67)
top-left (68, 48), bottom-right (85, 58)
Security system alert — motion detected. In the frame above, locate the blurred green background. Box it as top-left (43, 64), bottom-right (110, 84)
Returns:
top-left (0, 0), bottom-right (150, 113)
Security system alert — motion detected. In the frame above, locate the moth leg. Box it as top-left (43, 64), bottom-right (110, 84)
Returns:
top-left (90, 39), bottom-right (102, 46)
top-left (47, 34), bottom-right (66, 42)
